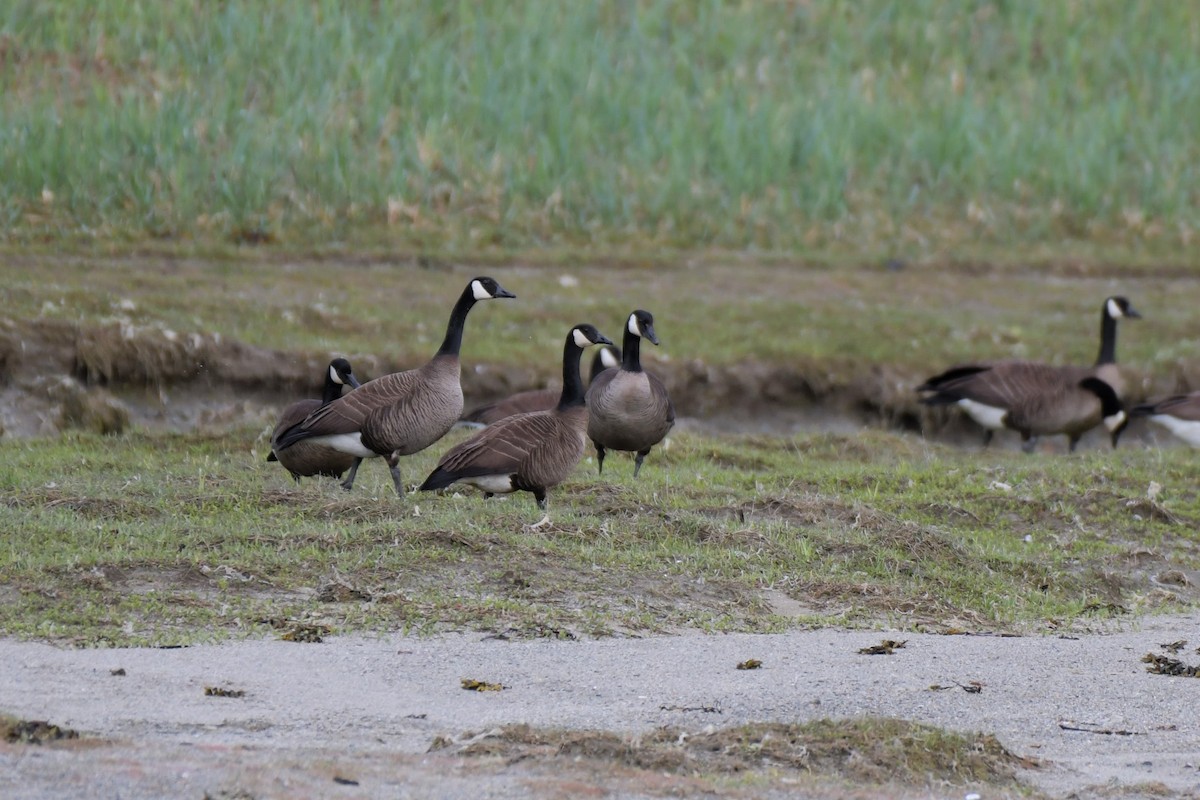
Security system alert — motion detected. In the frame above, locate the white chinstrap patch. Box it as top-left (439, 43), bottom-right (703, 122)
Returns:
top-left (600, 347), bottom-right (620, 369)
top-left (627, 313), bottom-right (640, 336)
top-left (1106, 298), bottom-right (1123, 319)
top-left (329, 364), bottom-right (343, 385)
top-left (957, 399), bottom-right (1008, 430)
top-left (471, 279), bottom-right (490, 300)
top-left (1150, 416), bottom-right (1200, 447)
top-left (572, 328), bottom-right (594, 348)
top-left (310, 433), bottom-right (376, 458)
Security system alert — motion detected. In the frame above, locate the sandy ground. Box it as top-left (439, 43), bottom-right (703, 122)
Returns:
top-left (3, 613), bottom-right (1200, 799)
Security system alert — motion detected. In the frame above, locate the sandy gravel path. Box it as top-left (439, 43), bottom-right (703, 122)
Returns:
top-left (3, 613), bottom-right (1200, 799)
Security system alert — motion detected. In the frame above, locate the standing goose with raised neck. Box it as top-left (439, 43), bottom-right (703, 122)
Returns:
top-left (268, 358), bottom-right (362, 482)
top-left (419, 324), bottom-right (614, 514)
top-left (585, 309), bottom-right (676, 477)
top-left (1132, 391), bottom-right (1200, 447)
top-left (918, 296), bottom-right (1140, 449)
top-left (272, 277), bottom-right (516, 496)
top-left (460, 345), bottom-right (621, 427)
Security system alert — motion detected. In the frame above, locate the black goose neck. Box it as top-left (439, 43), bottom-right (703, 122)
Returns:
top-left (320, 371), bottom-right (343, 403)
top-left (436, 285), bottom-right (477, 357)
top-left (620, 326), bottom-right (644, 373)
top-left (557, 335), bottom-right (587, 410)
top-left (1095, 305), bottom-right (1119, 365)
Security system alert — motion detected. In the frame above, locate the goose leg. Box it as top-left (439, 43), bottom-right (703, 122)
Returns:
top-left (1068, 434), bottom-right (1081, 453)
top-left (1020, 433), bottom-right (1038, 454)
top-left (634, 449), bottom-right (650, 478)
top-left (981, 430), bottom-right (994, 449)
top-left (594, 442), bottom-right (607, 475)
top-left (386, 454), bottom-right (405, 498)
top-left (341, 458), bottom-right (363, 491)
top-left (526, 490), bottom-right (551, 530)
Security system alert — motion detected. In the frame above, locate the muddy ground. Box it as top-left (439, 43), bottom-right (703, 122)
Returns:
top-left (5, 613), bottom-right (1200, 799)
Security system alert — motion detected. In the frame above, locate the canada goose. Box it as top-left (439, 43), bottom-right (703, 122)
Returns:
top-left (923, 367), bottom-right (1128, 452)
top-left (460, 345), bottom-right (621, 427)
top-left (267, 358), bottom-right (362, 481)
top-left (419, 324), bottom-right (614, 512)
top-left (1132, 392), bottom-right (1200, 447)
top-left (586, 310), bottom-right (676, 477)
top-left (918, 296), bottom-right (1140, 447)
top-left (272, 277), bottom-right (516, 496)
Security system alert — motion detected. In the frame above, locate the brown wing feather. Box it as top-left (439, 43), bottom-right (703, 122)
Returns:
top-left (297, 368), bottom-right (425, 436)
top-left (936, 362), bottom-right (1086, 409)
top-left (437, 411), bottom-right (567, 476)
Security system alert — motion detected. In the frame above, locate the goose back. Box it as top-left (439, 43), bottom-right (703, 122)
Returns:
top-left (425, 405), bottom-right (589, 495)
top-left (419, 324), bottom-right (613, 509)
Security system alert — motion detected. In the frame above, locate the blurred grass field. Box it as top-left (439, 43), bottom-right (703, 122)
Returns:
top-left (2, 0), bottom-right (1199, 255)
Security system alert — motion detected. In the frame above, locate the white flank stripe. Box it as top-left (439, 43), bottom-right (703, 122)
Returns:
top-left (309, 433), bottom-right (376, 458)
top-left (459, 474), bottom-right (517, 494)
top-left (957, 399), bottom-right (1008, 430)
top-left (1151, 416), bottom-right (1200, 447)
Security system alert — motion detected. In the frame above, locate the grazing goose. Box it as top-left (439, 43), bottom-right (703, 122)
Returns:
top-left (923, 368), bottom-right (1128, 452)
top-left (460, 345), bottom-right (621, 427)
top-left (267, 358), bottom-right (362, 481)
top-left (918, 296), bottom-right (1140, 447)
top-left (419, 324), bottom-right (614, 512)
top-left (272, 277), bottom-right (516, 496)
top-left (586, 309), bottom-right (676, 477)
top-left (1132, 392), bottom-right (1200, 447)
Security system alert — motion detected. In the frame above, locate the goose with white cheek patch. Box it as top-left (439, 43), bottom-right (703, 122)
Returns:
top-left (918, 296), bottom-right (1140, 450)
top-left (268, 358), bottom-right (362, 482)
top-left (272, 277), bottom-right (516, 496)
top-left (1132, 391), bottom-right (1200, 447)
top-left (419, 324), bottom-right (614, 516)
top-left (585, 309), bottom-right (676, 477)
top-left (460, 345), bottom-right (620, 427)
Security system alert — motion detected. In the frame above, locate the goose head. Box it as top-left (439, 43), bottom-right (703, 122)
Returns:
top-left (471, 277), bottom-right (517, 301)
top-left (1104, 296), bottom-right (1141, 320)
top-left (572, 324), bottom-right (615, 349)
top-left (627, 309), bottom-right (659, 345)
top-left (329, 358), bottom-right (361, 389)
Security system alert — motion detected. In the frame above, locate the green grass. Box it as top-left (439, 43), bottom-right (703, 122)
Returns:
top-left (2, 1), bottom-right (1199, 255)
top-left (2, 425), bottom-right (1197, 646)
top-left (1, 255), bottom-right (1195, 402)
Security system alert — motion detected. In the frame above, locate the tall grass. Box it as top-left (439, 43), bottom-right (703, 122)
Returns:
top-left (2, 0), bottom-right (1199, 251)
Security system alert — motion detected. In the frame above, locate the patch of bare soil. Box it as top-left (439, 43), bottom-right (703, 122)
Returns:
top-left (6, 616), bottom-right (1200, 799)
